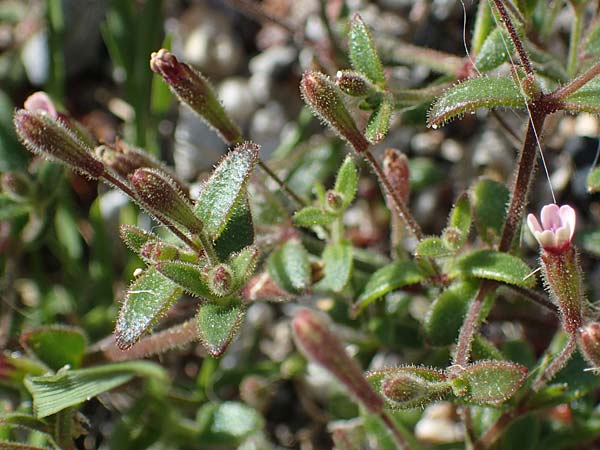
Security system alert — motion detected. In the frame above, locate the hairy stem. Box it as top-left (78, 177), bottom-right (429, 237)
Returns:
top-left (490, 0), bottom-right (534, 75)
top-left (257, 160), bottom-right (308, 207)
top-left (552, 60), bottom-right (600, 99)
top-left (97, 319), bottom-right (198, 362)
top-left (532, 334), bottom-right (577, 391)
top-left (364, 151), bottom-right (424, 240)
top-left (102, 172), bottom-right (204, 255)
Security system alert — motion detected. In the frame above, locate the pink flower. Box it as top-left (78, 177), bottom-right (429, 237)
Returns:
top-left (24, 92), bottom-right (58, 118)
top-left (527, 204), bottom-right (576, 253)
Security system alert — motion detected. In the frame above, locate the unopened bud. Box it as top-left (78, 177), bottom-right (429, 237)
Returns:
top-left (300, 71), bottom-right (369, 153)
top-left (325, 190), bottom-right (344, 213)
top-left (208, 263), bottom-right (234, 297)
top-left (292, 308), bottom-right (384, 413)
top-left (382, 372), bottom-right (449, 408)
top-left (382, 148), bottom-right (410, 205)
top-left (335, 70), bottom-right (376, 97)
top-left (1, 172), bottom-right (31, 200)
top-left (442, 226), bottom-right (462, 252)
top-left (14, 110), bottom-right (104, 178)
top-left (96, 141), bottom-right (188, 196)
top-left (24, 91), bottom-right (58, 118)
top-left (129, 168), bottom-right (203, 234)
top-left (150, 49), bottom-right (242, 144)
top-left (578, 322), bottom-right (600, 369)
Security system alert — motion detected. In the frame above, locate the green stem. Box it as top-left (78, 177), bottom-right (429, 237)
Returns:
top-left (567, 5), bottom-right (584, 78)
top-left (490, 0), bottom-right (534, 75)
top-left (552, 60), bottom-right (600, 99)
top-left (532, 334), bottom-right (577, 391)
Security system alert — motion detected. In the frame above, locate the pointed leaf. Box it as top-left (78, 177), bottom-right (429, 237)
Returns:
top-left (428, 76), bottom-right (524, 128)
top-left (353, 261), bottom-right (424, 315)
top-left (267, 240), bottom-right (311, 294)
top-left (471, 0), bottom-right (494, 55)
top-left (120, 224), bottom-right (159, 254)
top-left (194, 142), bottom-right (259, 240)
top-left (450, 250), bottom-right (535, 287)
top-left (334, 156), bottom-right (359, 208)
top-left (452, 361), bottom-right (527, 405)
top-left (561, 77), bottom-right (600, 114)
top-left (115, 267), bottom-right (182, 349)
top-left (348, 14), bottom-right (385, 85)
top-left (449, 192), bottom-right (471, 235)
top-left (587, 167), bottom-right (600, 193)
top-left (293, 206), bottom-right (336, 227)
top-left (24, 361), bottom-right (167, 418)
top-left (425, 280), bottom-right (479, 346)
top-left (474, 28), bottom-right (513, 72)
top-left (213, 195), bottom-right (254, 260)
top-left (229, 245), bottom-right (259, 290)
top-left (20, 326), bottom-right (86, 371)
top-left (197, 301), bottom-right (246, 357)
top-left (365, 95), bottom-right (393, 143)
top-left (471, 178), bottom-right (509, 244)
top-left (315, 240), bottom-right (353, 293)
top-left (156, 261), bottom-right (213, 299)
top-left (415, 236), bottom-right (453, 258)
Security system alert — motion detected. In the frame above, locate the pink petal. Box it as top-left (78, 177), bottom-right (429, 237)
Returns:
top-left (537, 229), bottom-right (556, 249)
top-left (527, 213), bottom-right (542, 234)
top-left (24, 92), bottom-right (57, 118)
top-left (540, 204), bottom-right (561, 231)
top-left (558, 205), bottom-right (576, 242)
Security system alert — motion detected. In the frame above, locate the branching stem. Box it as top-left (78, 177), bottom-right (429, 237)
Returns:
top-left (490, 0), bottom-right (534, 75)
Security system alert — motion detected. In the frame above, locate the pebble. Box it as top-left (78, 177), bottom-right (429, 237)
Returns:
top-left (218, 77), bottom-right (257, 127)
top-left (250, 102), bottom-right (287, 156)
top-left (415, 402), bottom-right (464, 444)
top-left (249, 45), bottom-right (297, 78)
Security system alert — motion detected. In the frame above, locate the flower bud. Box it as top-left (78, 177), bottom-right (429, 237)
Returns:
top-left (527, 204), bottom-right (575, 254)
top-left (140, 241), bottom-right (198, 263)
top-left (129, 168), bottom-right (203, 234)
top-left (382, 372), bottom-right (450, 408)
top-left (335, 70), bottom-right (377, 97)
top-left (382, 148), bottom-right (410, 205)
top-left (325, 190), bottom-right (344, 213)
top-left (208, 264), bottom-right (234, 297)
top-left (150, 49), bottom-right (242, 144)
top-left (24, 91), bottom-right (58, 118)
top-left (14, 109), bottom-right (104, 178)
top-left (578, 322), bottom-right (600, 369)
top-left (292, 308), bottom-right (384, 413)
top-left (300, 71), bottom-right (370, 153)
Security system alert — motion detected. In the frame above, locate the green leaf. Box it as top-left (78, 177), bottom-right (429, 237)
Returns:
top-left (156, 261), bottom-right (213, 299)
top-left (196, 401), bottom-right (264, 444)
top-left (425, 279), bottom-right (479, 346)
top-left (213, 195), bottom-right (254, 260)
top-left (408, 157), bottom-right (444, 192)
top-left (474, 28), bottom-right (513, 72)
top-left (115, 267), bottom-right (182, 349)
top-left (450, 249), bottom-right (535, 287)
top-left (119, 224), bottom-right (159, 254)
top-left (428, 76), bottom-right (524, 128)
top-left (415, 236), bottom-right (453, 258)
top-left (229, 245), bottom-right (259, 290)
top-left (471, 0), bottom-right (494, 55)
top-left (515, 0), bottom-right (539, 18)
top-left (348, 14), bottom-right (385, 85)
top-left (353, 261), bottom-right (424, 315)
top-left (20, 326), bottom-right (86, 371)
top-left (561, 77), bottom-right (600, 114)
top-left (334, 156), bottom-right (359, 208)
top-left (293, 206), bottom-right (336, 227)
top-left (587, 167), bottom-right (600, 193)
top-left (24, 361), bottom-right (167, 418)
top-left (449, 192), bottom-right (471, 235)
top-left (194, 142), bottom-right (259, 240)
top-left (0, 441), bottom-right (50, 450)
top-left (54, 204), bottom-right (82, 260)
top-left (365, 95), bottom-right (393, 144)
top-left (267, 240), bottom-right (311, 294)
top-left (471, 178), bottom-right (509, 244)
top-left (0, 414), bottom-right (52, 435)
top-left (315, 241), bottom-right (353, 293)
top-left (451, 360), bottom-right (527, 405)
top-left (197, 301), bottom-right (246, 357)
